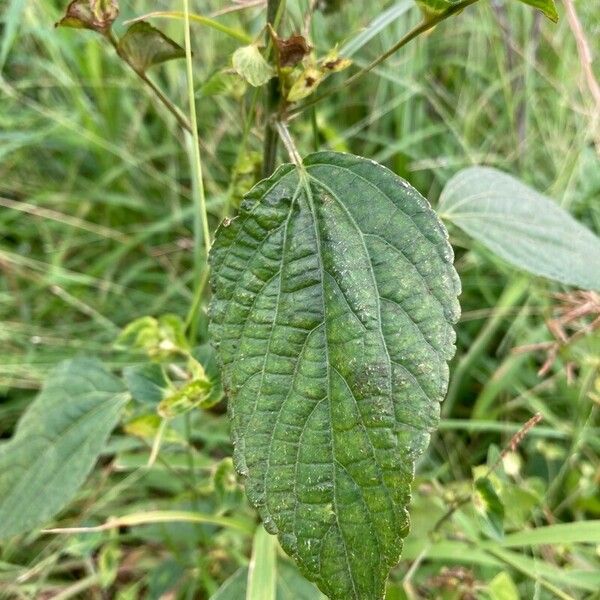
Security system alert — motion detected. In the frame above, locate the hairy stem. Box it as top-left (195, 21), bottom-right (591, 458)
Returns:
top-left (262, 0), bottom-right (284, 176)
top-left (106, 31), bottom-right (192, 132)
top-left (288, 0), bottom-right (480, 117)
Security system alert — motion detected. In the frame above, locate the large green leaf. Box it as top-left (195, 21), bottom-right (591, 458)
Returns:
top-left (209, 152), bottom-right (460, 599)
top-left (0, 358), bottom-right (127, 539)
top-left (439, 166), bottom-right (600, 291)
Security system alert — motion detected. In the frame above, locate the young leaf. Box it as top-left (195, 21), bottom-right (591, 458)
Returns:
top-left (56, 0), bottom-right (119, 32)
top-left (118, 21), bottom-right (185, 73)
top-left (0, 358), bottom-right (127, 539)
top-left (209, 152), bottom-right (460, 600)
top-left (232, 45), bottom-right (274, 87)
top-left (439, 166), bottom-right (600, 291)
top-left (515, 0), bottom-right (559, 22)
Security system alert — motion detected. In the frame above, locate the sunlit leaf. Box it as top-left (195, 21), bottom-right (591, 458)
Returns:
top-left (0, 358), bottom-right (127, 539)
top-left (515, 0), bottom-right (558, 22)
top-left (209, 152), bottom-right (460, 599)
top-left (118, 21), bottom-right (185, 73)
top-left (440, 166), bottom-right (600, 290)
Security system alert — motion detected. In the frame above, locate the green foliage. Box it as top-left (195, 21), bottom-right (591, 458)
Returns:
top-left (118, 21), bottom-right (185, 74)
top-left (440, 166), bottom-right (600, 290)
top-left (247, 527), bottom-right (277, 600)
top-left (209, 152), bottom-right (460, 599)
top-left (0, 359), bottom-right (127, 539)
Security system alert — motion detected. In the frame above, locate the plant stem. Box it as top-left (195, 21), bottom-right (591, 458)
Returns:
top-left (288, 0), bottom-right (480, 117)
top-left (182, 0), bottom-right (212, 340)
top-left (275, 121), bottom-right (302, 166)
top-left (262, 0), bottom-right (284, 177)
top-left (105, 31), bottom-right (192, 132)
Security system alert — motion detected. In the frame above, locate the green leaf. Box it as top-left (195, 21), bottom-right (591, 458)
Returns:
top-left (247, 527), bottom-right (277, 600)
top-left (232, 45), bottom-right (274, 87)
top-left (439, 166), bottom-right (600, 291)
top-left (414, 0), bottom-right (460, 20)
top-left (209, 152), bottom-right (460, 599)
top-left (56, 0), bottom-right (118, 32)
top-left (474, 477), bottom-right (505, 540)
top-left (488, 572), bottom-right (519, 600)
top-left (515, 0), bottom-right (558, 22)
top-left (118, 21), bottom-right (185, 73)
top-left (123, 363), bottom-right (170, 404)
top-left (0, 358), bottom-right (127, 539)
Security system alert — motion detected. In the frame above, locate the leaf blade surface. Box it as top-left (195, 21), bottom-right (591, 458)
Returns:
top-left (209, 152), bottom-right (460, 599)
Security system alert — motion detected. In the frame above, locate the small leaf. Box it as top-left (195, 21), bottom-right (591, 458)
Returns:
top-left (209, 152), bottom-right (460, 599)
top-left (488, 571), bottom-right (520, 600)
top-left (316, 0), bottom-right (343, 13)
top-left (56, 0), bottom-right (118, 32)
top-left (232, 45), bottom-right (274, 87)
top-left (286, 66), bottom-right (324, 102)
top-left (117, 21), bottom-right (185, 73)
top-left (474, 477), bottom-right (505, 539)
top-left (440, 166), bottom-right (600, 290)
top-left (0, 358), bottom-right (127, 539)
top-left (123, 363), bottom-right (170, 404)
top-left (414, 0), bottom-right (459, 20)
top-left (157, 377), bottom-right (213, 418)
top-left (515, 0), bottom-right (558, 22)
top-left (200, 69), bottom-right (247, 98)
top-left (115, 314), bottom-right (189, 358)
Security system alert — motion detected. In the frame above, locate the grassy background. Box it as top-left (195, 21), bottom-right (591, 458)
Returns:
top-left (1, 0), bottom-right (599, 598)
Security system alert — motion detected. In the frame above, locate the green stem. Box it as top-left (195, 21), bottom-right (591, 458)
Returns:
top-left (288, 0), bottom-right (480, 117)
top-left (182, 0), bottom-right (211, 340)
top-left (106, 31), bottom-right (192, 133)
top-left (262, 0), bottom-right (284, 177)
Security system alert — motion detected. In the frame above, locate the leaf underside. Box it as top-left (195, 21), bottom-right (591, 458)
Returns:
top-left (440, 166), bottom-right (600, 291)
top-left (0, 358), bottom-right (126, 540)
top-left (209, 152), bottom-right (460, 599)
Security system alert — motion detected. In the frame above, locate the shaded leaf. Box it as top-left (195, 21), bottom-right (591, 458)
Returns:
top-left (56, 0), bottom-right (118, 32)
top-left (0, 358), bottom-right (127, 539)
top-left (118, 21), bottom-right (185, 73)
top-left (232, 45), bottom-right (274, 87)
top-left (516, 0), bottom-right (558, 22)
top-left (316, 0), bottom-right (343, 13)
top-left (115, 314), bottom-right (188, 358)
top-left (440, 166), bottom-right (600, 290)
top-left (209, 152), bottom-right (460, 599)
top-left (414, 0), bottom-right (460, 20)
top-left (123, 363), bottom-right (170, 404)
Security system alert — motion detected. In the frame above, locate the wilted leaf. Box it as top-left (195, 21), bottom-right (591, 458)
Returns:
top-left (274, 33), bottom-right (312, 68)
top-left (118, 21), bottom-right (185, 73)
top-left (0, 358), bottom-right (127, 539)
top-left (516, 0), bottom-right (558, 22)
top-left (232, 44), bottom-right (274, 87)
top-left (209, 152), bottom-right (460, 599)
top-left (56, 0), bottom-right (118, 32)
top-left (286, 66), bottom-right (324, 102)
top-left (439, 166), bottom-right (600, 290)
top-left (320, 50), bottom-right (352, 73)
